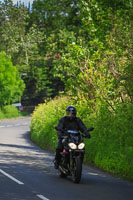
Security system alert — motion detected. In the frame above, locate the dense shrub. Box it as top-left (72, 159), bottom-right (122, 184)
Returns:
top-left (31, 96), bottom-right (73, 150)
top-left (31, 96), bottom-right (133, 180)
top-left (0, 105), bottom-right (21, 119)
top-left (0, 105), bottom-right (29, 119)
top-left (84, 103), bottom-right (133, 180)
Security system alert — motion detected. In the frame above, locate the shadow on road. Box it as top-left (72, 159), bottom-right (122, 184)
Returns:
top-left (0, 142), bottom-right (39, 151)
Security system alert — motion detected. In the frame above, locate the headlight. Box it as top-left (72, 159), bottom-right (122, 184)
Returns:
top-left (68, 143), bottom-right (77, 149)
top-left (78, 143), bottom-right (85, 149)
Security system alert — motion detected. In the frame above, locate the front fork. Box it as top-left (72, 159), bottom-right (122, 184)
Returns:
top-left (70, 150), bottom-right (84, 169)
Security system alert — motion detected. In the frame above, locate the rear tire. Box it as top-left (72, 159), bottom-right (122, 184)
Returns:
top-left (72, 157), bottom-right (82, 183)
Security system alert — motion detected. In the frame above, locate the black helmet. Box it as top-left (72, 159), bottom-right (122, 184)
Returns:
top-left (66, 106), bottom-right (77, 117)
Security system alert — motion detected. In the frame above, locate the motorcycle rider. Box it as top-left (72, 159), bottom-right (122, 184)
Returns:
top-left (54, 105), bottom-right (91, 169)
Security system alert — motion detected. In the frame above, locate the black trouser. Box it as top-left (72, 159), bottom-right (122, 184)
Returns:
top-left (55, 139), bottom-right (63, 163)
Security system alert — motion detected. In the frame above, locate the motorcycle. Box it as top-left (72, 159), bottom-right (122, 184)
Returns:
top-left (54, 127), bottom-right (94, 183)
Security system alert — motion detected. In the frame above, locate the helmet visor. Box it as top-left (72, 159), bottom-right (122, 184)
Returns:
top-left (66, 109), bottom-right (76, 116)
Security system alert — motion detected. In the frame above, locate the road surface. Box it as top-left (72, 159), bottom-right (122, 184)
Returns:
top-left (0, 117), bottom-right (133, 200)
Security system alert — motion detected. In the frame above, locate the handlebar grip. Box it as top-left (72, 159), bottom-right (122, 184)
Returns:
top-left (87, 127), bottom-right (94, 132)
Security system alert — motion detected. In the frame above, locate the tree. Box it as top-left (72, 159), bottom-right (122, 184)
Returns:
top-left (0, 0), bottom-right (29, 58)
top-left (0, 0), bottom-right (132, 107)
top-left (0, 52), bottom-right (25, 107)
top-left (21, 57), bottom-right (64, 105)
top-left (46, 0), bottom-right (132, 110)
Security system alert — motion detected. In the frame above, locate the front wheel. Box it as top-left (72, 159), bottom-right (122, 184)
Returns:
top-left (72, 157), bottom-right (82, 183)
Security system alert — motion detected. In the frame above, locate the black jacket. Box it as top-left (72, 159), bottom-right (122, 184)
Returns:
top-left (56, 116), bottom-right (89, 139)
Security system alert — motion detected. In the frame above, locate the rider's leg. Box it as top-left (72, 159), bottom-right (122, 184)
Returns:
top-left (54, 139), bottom-right (63, 169)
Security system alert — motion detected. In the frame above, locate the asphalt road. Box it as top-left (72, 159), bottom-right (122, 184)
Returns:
top-left (0, 117), bottom-right (133, 200)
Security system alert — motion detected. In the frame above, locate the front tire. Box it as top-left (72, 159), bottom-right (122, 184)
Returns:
top-left (72, 157), bottom-right (82, 183)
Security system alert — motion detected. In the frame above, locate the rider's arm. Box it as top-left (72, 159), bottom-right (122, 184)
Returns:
top-left (56, 117), bottom-right (64, 139)
top-left (77, 118), bottom-right (91, 137)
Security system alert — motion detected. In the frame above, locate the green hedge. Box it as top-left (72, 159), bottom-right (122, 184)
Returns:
top-left (0, 105), bottom-right (21, 119)
top-left (84, 103), bottom-right (133, 180)
top-left (31, 97), bottom-right (73, 150)
top-left (0, 105), bottom-right (29, 119)
top-left (30, 96), bottom-right (133, 181)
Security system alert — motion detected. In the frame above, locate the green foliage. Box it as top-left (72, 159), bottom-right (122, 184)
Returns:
top-left (85, 103), bottom-right (133, 180)
top-left (31, 97), bottom-right (133, 180)
top-left (0, 0), bottom-right (29, 58)
top-left (21, 57), bottom-right (64, 105)
top-left (32, 0), bottom-right (82, 33)
top-left (0, 0), bottom-right (132, 180)
top-left (32, 0), bottom-right (132, 111)
top-left (0, 52), bottom-right (25, 107)
top-left (0, 105), bottom-right (21, 119)
top-left (0, 104), bottom-right (30, 119)
top-left (31, 96), bottom-right (73, 150)
top-left (0, 0), bottom-right (64, 105)
top-left (0, 0), bottom-right (132, 107)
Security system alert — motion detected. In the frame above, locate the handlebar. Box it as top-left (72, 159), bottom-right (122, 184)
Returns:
top-left (55, 126), bottom-right (94, 140)
top-left (61, 134), bottom-right (90, 140)
top-left (55, 127), bottom-right (94, 133)
top-left (87, 127), bottom-right (94, 132)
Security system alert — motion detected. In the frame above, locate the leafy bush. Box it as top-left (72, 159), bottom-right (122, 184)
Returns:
top-left (31, 96), bottom-right (73, 151)
top-left (0, 105), bottom-right (30, 119)
top-left (85, 103), bottom-right (133, 180)
top-left (0, 105), bottom-right (21, 119)
top-left (0, 52), bottom-right (25, 107)
top-left (31, 97), bottom-right (133, 180)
